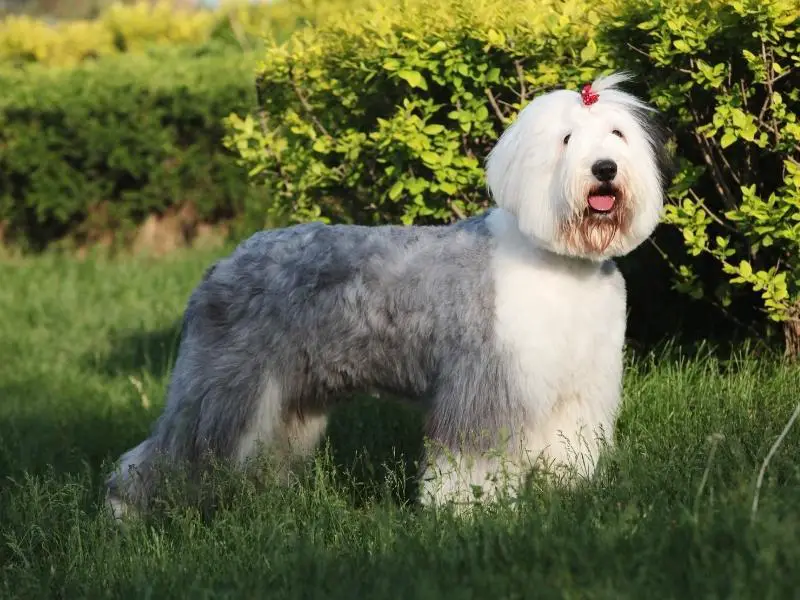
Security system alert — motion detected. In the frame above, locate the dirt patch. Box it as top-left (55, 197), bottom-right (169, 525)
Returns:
top-left (131, 203), bottom-right (229, 256)
top-left (61, 202), bottom-right (230, 259)
top-left (132, 203), bottom-right (198, 255)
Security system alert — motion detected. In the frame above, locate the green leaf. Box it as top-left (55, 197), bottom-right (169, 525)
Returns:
top-left (674, 39), bottom-right (691, 52)
top-left (439, 181), bottom-right (457, 194)
top-left (421, 151), bottom-right (440, 165)
top-left (486, 29), bottom-right (506, 46)
top-left (397, 70), bottom-right (426, 89)
top-left (423, 124), bottom-right (445, 135)
top-left (720, 131), bottom-right (737, 148)
top-left (580, 39), bottom-right (597, 61)
top-left (739, 260), bottom-right (753, 277)
top-left (388, 180), bottom-right (404, 201)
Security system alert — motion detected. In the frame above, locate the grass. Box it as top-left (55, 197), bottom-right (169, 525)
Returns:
top-left (1, 248), bottom-right (799, 599)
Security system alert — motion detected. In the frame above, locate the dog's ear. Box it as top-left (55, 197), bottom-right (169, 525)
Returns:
top-left (648, 117), bottom-right (678, 192)
top-left (485, 118), bottom-right (522, 209)
top-left (628, 104), bottom-right (677, 192)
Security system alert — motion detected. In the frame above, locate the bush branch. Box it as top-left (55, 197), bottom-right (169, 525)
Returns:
top-left (687, 102), bottom-right (738, 210)
top-left (484, 88), bottom-right (508, 124)
top-left (514, 60), bottom-right (527, 102)
top-left (289, 70), bottom-right (332, 139)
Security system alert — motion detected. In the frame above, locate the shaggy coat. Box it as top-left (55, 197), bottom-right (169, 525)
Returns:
top-left (107, 72), bottom-right (670, 516)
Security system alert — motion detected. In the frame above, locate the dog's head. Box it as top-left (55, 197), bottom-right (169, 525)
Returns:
top-left (485, 72), bottom-right (671, 260)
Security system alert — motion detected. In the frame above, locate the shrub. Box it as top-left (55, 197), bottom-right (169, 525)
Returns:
top-left (226, 0), bottom-right (800, 354)
top-left (224, 0), bottom-right (613, 227)
top-left (0, 47), bottom-right (263, 250)
top-left (0, 2), bottom-right (214, 68)
top-left (0, 0), bottom-right (358, 68)
top-left (605, 0), bottom-right (800, 356)
top-left (0, 14), bottom-right (117, 67)
top-left (102, 1), bottom-right (218, 53)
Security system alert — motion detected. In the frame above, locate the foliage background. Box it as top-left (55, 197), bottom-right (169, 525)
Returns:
top-left (0, 0), bottom-right (798, 350)
top-left (225, 0), bottom-right (799, 352)
top-left (0, 4), bottom-right (799, 595)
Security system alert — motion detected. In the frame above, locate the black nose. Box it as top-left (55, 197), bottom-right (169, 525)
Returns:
top-left (591, 159), bottom-right (617, 182)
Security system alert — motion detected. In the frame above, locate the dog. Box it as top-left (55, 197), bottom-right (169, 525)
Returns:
top-left (106, 72), bottom-right (670, 518)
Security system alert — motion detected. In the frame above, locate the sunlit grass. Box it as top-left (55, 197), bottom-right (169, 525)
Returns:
top-left (1, 250), bottom-right (798, 598)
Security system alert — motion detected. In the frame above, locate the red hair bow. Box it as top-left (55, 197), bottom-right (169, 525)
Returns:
top-left (581, 84), bottom-right (599, 106)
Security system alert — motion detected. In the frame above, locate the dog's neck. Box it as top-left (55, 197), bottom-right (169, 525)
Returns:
top-left (485, 207), bottom-right (611, 273)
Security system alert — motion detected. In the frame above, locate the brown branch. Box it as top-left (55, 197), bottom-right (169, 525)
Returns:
top-left (757, 84), bottom-right (772, 135)
top-left (626, 43), bottom-right (694, 75)
top-left (691, 129), bottom-right (738, 209)
top-left (449, 199), bottom-right (467, 220)
top-left (256, 110), bottom-right (288, 184)
top-left (727, 59), bottom-right (733, 90)
top-left (484, 88), bottom-right (507, 124)
top-left (455, 98), bottom-right (470, 154)
top-left (289, 71), bottom-right (332, 139)
top-left (514, 60), bottom-right (527, 102)
top-left (257, 110), bottom-right (269, 137)
top-left (688, 189), bottom-right (738, 233)
top-left (771, 68), bottom-right (793, 85)
top-left (687, 100), bottom-right (738, 210)
top-left (717, 139), bottom-right (743, 187)
top-left (497, 87), bottom-right (549, 111)
top-left (625, 43), bottom-right (651, 60)
top-left (761, 43), bottom-right (781, 144)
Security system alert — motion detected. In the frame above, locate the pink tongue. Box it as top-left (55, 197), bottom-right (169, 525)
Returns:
top-left (588, 194), bottom-right (615, 211)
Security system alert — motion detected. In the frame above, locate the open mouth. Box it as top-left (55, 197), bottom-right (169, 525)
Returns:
top-left (586, 183), bottom-right (619, 215)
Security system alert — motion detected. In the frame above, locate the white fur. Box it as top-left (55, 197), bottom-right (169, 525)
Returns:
top-left (420, 72), bottom-right (664, 506)
top-left (485, 72), bottom-right (664, 261)
top-left (236, 377), bottom-right (285, 464)
top-left (418, 209), bottom-right (627, 507)
top-left (105, 72), bottom-right (665, 517)
top-left (237, 378), bottom-right (328, 481)
top-left (488, 207), bottom-right (625, 467)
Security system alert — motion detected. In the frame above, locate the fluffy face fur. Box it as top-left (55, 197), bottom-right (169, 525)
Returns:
top-left (106, 73), bottom-right (669, 519)
top-left (486, 72), bottom-right (668, 260)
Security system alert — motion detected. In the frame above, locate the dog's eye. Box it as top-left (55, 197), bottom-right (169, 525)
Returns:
top-left (612, 129), bottom-right (624, 139)
top-left (563, 133), bottom-right (571, 145)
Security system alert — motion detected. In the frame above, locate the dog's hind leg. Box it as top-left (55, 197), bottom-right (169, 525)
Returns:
top-left (105, 325), bottom-right (276, 520)
top-left (235, 377), bottom-right (329, 482)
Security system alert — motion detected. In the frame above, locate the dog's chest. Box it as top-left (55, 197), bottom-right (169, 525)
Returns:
top-left (490, 247), bottom-right (626, 391)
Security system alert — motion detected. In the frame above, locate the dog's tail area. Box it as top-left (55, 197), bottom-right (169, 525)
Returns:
top-left (104, 275), bottom-right (210, 521)
top-left (105, 257), bottom-right (273, 521)
top-left (105, 286), bottom-right (203, 521)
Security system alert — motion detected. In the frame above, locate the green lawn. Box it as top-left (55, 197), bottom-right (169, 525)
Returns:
top-left (1, 249), bottom-right (799, 599)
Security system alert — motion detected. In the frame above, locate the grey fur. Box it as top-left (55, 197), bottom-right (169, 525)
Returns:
top-left (107, 72), bottom-right (670, 515)
top-left (107, 210), bottom-right (535, 512)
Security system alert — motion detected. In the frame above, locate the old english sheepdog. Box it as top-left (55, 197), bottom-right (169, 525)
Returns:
top-left (106, 72), bottom-right (670, 518)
